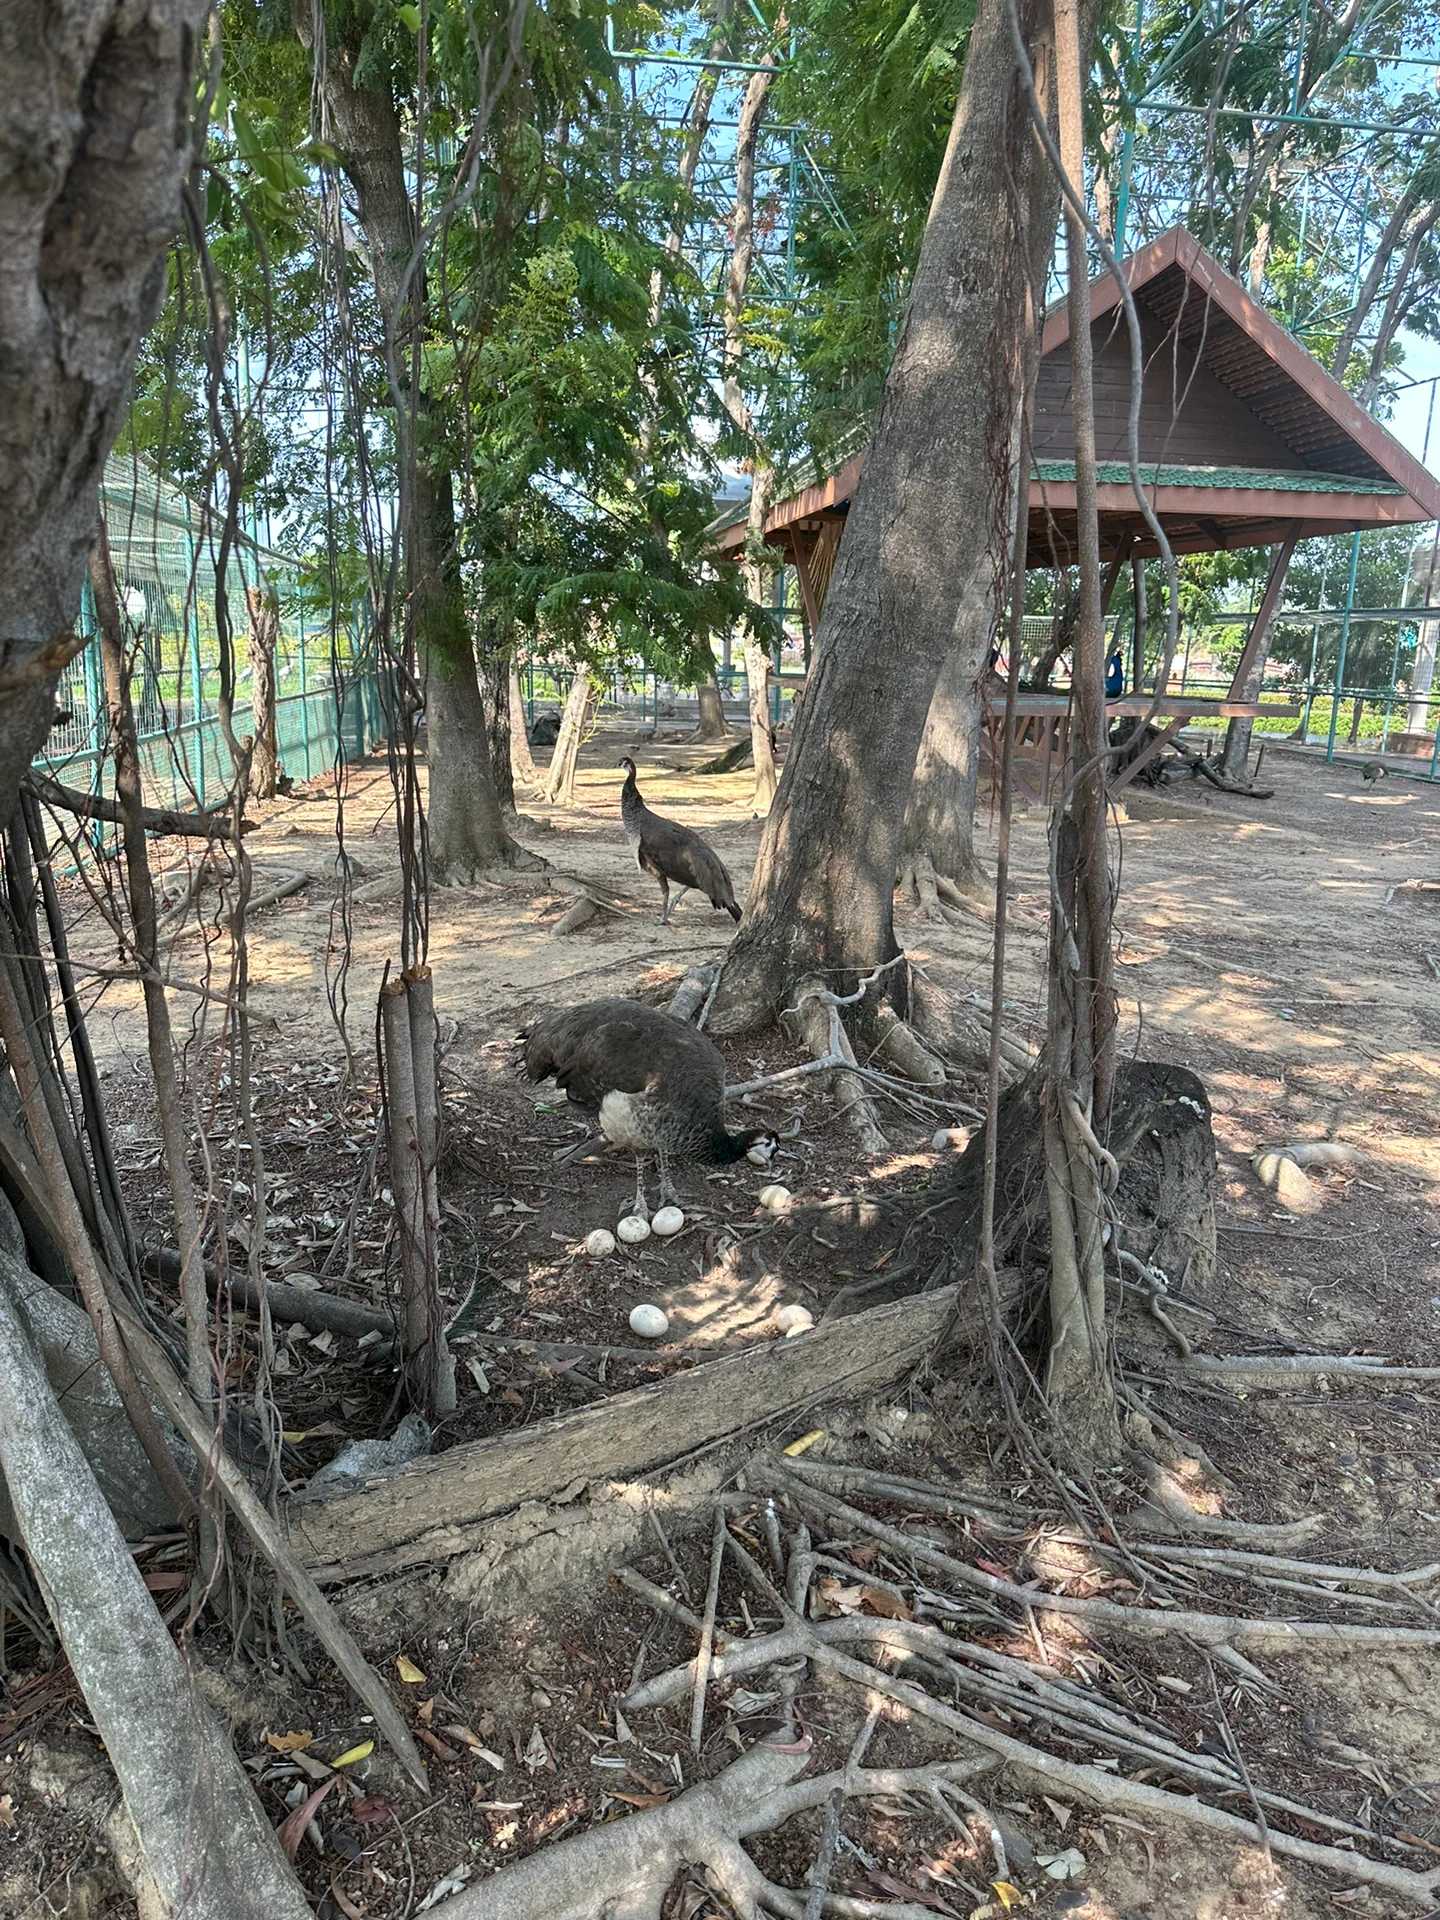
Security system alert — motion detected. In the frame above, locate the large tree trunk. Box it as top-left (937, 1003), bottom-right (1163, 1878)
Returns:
top-left (897, 627), bottom-right (994, 915)
top-left (0, 1), bottom-right (205, 829)
top-left (244, 584), bottom-right (281, 800)
top-left (509, 664), bottom-right (539, 789)
top-left (708, 0), bottom-right (1072, 1036)
top-left (306, 37), bottom-right (536, 882)
top-left (694, 668), bottom-right (731, 741)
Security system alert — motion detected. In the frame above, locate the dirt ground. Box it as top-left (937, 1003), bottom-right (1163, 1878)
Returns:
top-left (4, 726), bottom-right (1440, 1919)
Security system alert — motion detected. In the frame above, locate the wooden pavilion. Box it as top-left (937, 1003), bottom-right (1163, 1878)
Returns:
top-left (709, 228), bottom-right (1440, 784)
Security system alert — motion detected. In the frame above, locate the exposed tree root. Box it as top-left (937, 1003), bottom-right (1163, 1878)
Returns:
top-left (614, 1480), bottom-right (1440, 1909)
top-left (755, 1462), bottom-right (1440, 1655)
top-left (784, 979), bottom-right (890, 1152)
top-left (441, 1736), bottom-right (995, 1920)
top-left (896, 851), bottom-right (996, 927)
top-left (695, 735), bottom-right (755, 775)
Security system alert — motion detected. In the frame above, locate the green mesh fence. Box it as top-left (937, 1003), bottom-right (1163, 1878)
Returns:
top-left (36, 451), bottom-right (390, 814)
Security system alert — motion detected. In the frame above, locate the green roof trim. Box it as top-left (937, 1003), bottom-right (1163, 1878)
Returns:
top-left (709, 455), bottom-right (1406, 537)
top-left (1037, 460), bottom-right (1403, 495)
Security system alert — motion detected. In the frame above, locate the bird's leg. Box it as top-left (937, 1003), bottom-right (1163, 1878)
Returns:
top-left (669, 886), bottom-right (690, 920)
top-left (658, 876), bottom-right (671, 926)
top-left (630, 1156), bottom-right (651, 1222)
top-left (656, 1149), bottom-right (681, 1212)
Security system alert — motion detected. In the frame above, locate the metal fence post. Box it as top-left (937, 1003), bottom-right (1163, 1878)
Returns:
top-left (298, 603), bottom-right (313, 780)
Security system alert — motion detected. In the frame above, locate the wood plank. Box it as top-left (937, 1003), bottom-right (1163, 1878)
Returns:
top-left (985, 692), bottom-right (1299, 720)
top-left (285, 1284), bottom-right (962, 1581)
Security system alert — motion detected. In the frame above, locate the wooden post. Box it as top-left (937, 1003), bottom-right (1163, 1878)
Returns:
top-left (792, 532), bottom-right (822, 637)
top-left (1220, 523), bottom-right (1301, 779)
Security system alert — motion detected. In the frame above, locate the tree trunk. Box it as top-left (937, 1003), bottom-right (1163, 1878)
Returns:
top-left (1219, 530), bottom-right (1300, 782)
top-left (545, 669), bottom-right (597, 806)
top-left (305, 34), bottom-right (535, 882)
top-left (718, 33), bottom-right (784, 819)
top-left (708, 0), bottom-right (1075, 1036)
top-left (897, 633), bottom-right (993, 911)
top-left (0, 1), bottom-right (204, 830)
top-left (694, 669), bottom-right (731, 740)
top-left (509, 664), bottom-right (540, 789)
top-left (244, 584), bottom-right (281, 800)
top-left (482, 648), bottom-right (514, 817)
top-left (1043, 0), bottom-right (1117, 1449)
top-left (1027, 576), bottom-right (1079, 687)
top-left (1348, 691), bottom-right (1366, 745)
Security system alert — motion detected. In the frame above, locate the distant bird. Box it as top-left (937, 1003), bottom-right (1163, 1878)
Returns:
top-left (1362, 761), bottom-right (1387, 784)
top-left (618, 756), bottom-right (742, 926)
top-left (522, 998), bottom-right (778, 1217)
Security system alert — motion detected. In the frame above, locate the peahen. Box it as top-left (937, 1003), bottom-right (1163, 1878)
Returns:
top-left (618, 757), bottom-right (743, 926)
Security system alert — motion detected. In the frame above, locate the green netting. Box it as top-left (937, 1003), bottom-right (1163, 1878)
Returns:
top-left (36, 451), bottom-right (388, 813)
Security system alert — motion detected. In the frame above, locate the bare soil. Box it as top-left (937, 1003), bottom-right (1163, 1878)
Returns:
top-left (3, 730), bottom-right (1439, 1919)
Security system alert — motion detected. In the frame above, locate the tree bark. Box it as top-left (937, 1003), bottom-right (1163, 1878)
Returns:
top-left (708, 0), bottom-right (1073, 1035)
top-left (1219, 529), bottom-right (1300, 781)
top-left (304, 33), bottom-right (535, 881)
top-left (482, 647), bottom-right (514, 816)
top-left (0, 0), bottom-right (205, 831)
top-left (244, 584), bottom-right (281, 800)
top-left (897, 635), bottom-right (993, 911)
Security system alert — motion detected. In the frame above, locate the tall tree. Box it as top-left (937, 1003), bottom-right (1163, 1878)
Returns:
top-left (707, 0), bottom-right (1079, 1037)
top-left (719, 27), bottom-right (786, 813)
top-left (292, 3), bottom-right (539, 882)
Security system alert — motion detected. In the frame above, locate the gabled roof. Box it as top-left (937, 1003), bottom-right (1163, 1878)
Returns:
top-left (1037, 225), bottom-right (1440, 517)
top-left (711, 226), bottom-right (1440, 565)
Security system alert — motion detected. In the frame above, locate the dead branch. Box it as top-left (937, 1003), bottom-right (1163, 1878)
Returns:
top-left (0, 1249), bottom-right (313, 1919)
top-left (172, 867), bottom-right (313, 941)
top-left (27, 772), bottom-right (253, 839)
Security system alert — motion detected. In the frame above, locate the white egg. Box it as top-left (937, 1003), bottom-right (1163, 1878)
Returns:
top-left (930, 1127), bottom-right (970, 1152)
top-left (757, 1183), bottom-right (792, 1212)
top-left (775, 1303), bottom-right (814, 1335)
top-left (584, 1228), bottom-right (617, 1257)
top-left (629, 1303), bottom-right (670, 1339)
top-left (616, 1214), bottom-right (652, 1245)
top-left (650, 1206), bottom-right (685, 1238)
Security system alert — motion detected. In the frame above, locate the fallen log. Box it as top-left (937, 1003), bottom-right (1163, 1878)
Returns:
top-left (285, 1283), bottom-right (964, 1582)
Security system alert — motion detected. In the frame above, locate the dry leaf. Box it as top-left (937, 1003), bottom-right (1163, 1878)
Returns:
top-left (523, 1724), bottom-right (550, 1772)
top-left (0, 1794), bottom-right (14, 1830)
top-left (395, 1654), bottom-right (426, 1684)
top-left (276, 1777), bottom-right (338, 1860)
top-left (783, 1429), bottom-right (825, 1458)
top-left (610, 1789), bottom-right (671, 1809)
top-left (417, 1696), bottom-right (435, 1725)
top-left (330, 1739), bottom-right (375, 1769)
top-left (991, 1883), bottom-right (1023, 1912)
top-left (1042, 1796), bottom-right (1072, 1830)
top-left (416, 1727), bottom-right (461, 1762)
top-left (860, 1585), bottom-right (913, 1621)
top-left (1038, 1847), bottom-right (1086, 1881)
top-left (350, 1794), bottom-right (396, 1828)
top-left (265, 1729), bottom-right (315, 1754)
